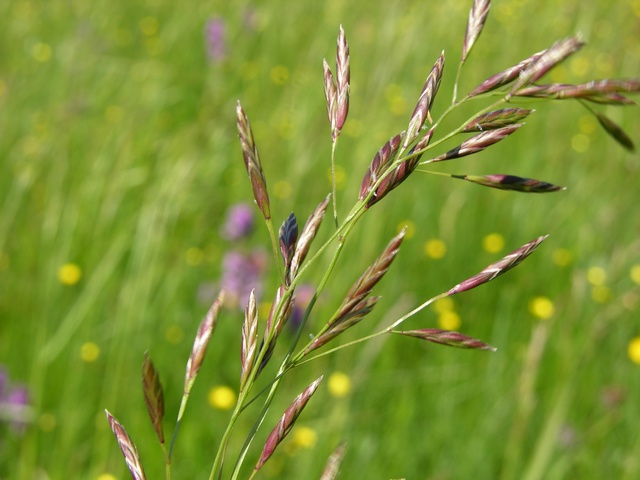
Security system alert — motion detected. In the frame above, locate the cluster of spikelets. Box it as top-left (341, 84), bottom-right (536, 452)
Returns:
top-left (105, 0), bottom-right (639, 478)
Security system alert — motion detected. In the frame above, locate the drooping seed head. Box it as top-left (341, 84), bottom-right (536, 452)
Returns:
top-left (594, 112), bottom-right (635, 151)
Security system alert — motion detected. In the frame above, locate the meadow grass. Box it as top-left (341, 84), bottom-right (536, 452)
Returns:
top-left (1, 0), bottom-right (639, 478)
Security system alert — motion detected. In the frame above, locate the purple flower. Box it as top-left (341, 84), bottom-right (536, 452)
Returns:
top-left (0, 366), bottom-right (31, 433)
top-left (289, 284), bottom-right (316, 332)
top-left (221, 203), bottom-right (254, 241)
top-left (221, 249), bottom-right (267, 308)
top-left (205, 17), bottom-right (227, 62)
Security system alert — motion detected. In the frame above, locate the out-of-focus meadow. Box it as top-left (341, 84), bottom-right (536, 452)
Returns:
top-left (1, 0), bottom-right (639, 478)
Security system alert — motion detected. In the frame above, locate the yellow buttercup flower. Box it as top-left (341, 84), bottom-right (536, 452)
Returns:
top-left (58, 263), bottom-right (82, 285)
top-left (328, 371), bottom-right (351, 398)
top-left (424, 239), bottom-right (446, 259)
top-left (529, 296), bottom-right (554, 320)
top-left (628, 337), bottom-right (640, 365)
top-left (483, 233), bottom-right (504, 254)
top-left (80, 342), bottom-right (100, 362)
top-left (208, 386), bottom-right (236, 410)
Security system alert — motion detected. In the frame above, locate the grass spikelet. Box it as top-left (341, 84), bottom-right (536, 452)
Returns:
top-left (259, 284), bottom-right (294, 374)
top-left (508, 35), bottom-right (585, 96)
top-left (240, 290), bottom-right (259, 391)
top-left (359, 133), bottom-right (404, 202)
top-left (335, 228), bottom-right (405, 319)
top-left (393, 328), bottom-right (496, 351)
top-left (594, 112), bottom-right (635, 151)
top-left (463, 108), bottom-right (534, 132)
top-left (431, 124), bottom-right (522, 162)
top-left (304, 296), bottom-right (380, 354)
top-left (320, 442), bottom-right (347, 480)
top-left (467, 49), bottom-right (546, 97)
top-left (289, 194), bottom-right (331, 282)
top-left (461, 0), bottom-right (491, 63)
top-left (279, 212), bottom-right (299, 285)
top-left (447, 235), bottom-right (548, 295)
top-left (303, 229), bottom-right (405, 354)
top-left (514, 80), bottom-right (639, 104)
top-left (254, 376), bottom-right (323, 472)
top-left (236, 101), bottom-right (271, 220)
top-left (406, 52), bottom-right (445, 147)
top-left (323, 59), bottom-right (337, 136)
top-left (142, 352), bottom-right (165, 446)
top-left (335, 25), bottom-right (350, 134)
top-left (452, 173), bottom-right (565, 192)
top-left (367, 129), bottom-right (434, 208)
top-left (182, 291), bottom-right (225, 409)
top-left (105, 410), bottom-right (147, 480)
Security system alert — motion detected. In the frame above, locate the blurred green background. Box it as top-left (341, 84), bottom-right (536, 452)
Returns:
top-left (1, 0), bottom-right (639, 478)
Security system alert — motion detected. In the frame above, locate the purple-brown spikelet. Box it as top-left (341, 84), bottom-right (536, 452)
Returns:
top-left (184, 291), bottom-right (225, 394)
top-left (467, 49), bottom-right (546, 97)
top-left (105, 410), bottom-right (147, 480)
top-left (393, 328), bottom-right (496, 351)
top-left (279, 212), bottom-right (299, 285)
top-left (236, 101), bottom-right (271, 220)
top-left (447, 235), bottom-right (548, 295)
top-left (335, 25), bottom-right (350, 135)
top-left (304, 229), bottom-right (405, 354)
top-left (508, 35), bottom-right (585, 96)
top-left (240, 290), bottom-right (259, 390)
top-left (463, 108), bottom-right (534, 132)
top-left (254, 376), bottom-right (323, 472)
top-left (594, 112), bottom-right (635, 151)
top-left (305, 296), bottom-right (380, 354)
top-left (406, 52), bottom-right (445, 147)
top-left (289, 195), bottom-right (331, 282)
top-left (452, 174), bottom-right (565, 193)
top-left (142, 353), bottom-right (165, 445)
top-left (514, 80), bottom-right (640, 104)
top-left (323, 59), bottom-right (338, 136)
top-left (461, 0), bottom-right (491, 63)
top-left (259, 284), bottom-right (295, 374)
top-left (320, 442), bottom-right (347, 480)
top-left (359, 132), bottom-right (404, 202)
top-left (431, 124), bottom-right (522, 162)
top-left (367, 129), bottom-right (434, 208)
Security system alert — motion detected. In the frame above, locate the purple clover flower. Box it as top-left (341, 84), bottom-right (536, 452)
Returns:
top-left (221, 203), bottom-right (254, 241)
top-left (0, 366), bottom-right (31, 433)
top-left (221, 249), bottom-right (267, 308)
top-left (204, 17), bottom-right (227, 62)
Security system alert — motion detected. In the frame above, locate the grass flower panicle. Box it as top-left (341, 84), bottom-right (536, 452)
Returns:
top-left (104, 1), bottom-right (639, 478)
